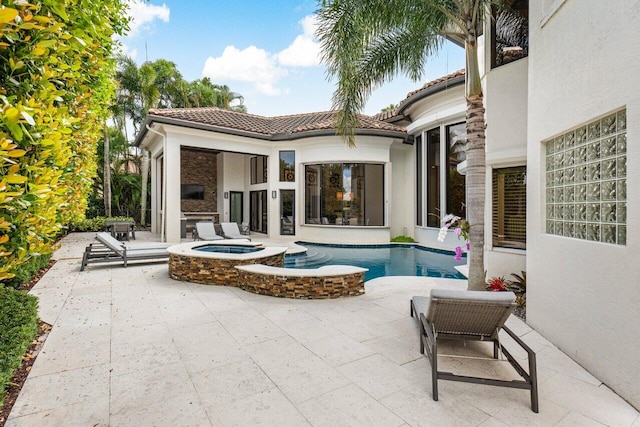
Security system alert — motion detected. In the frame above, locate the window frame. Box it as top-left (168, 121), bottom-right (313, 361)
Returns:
top-left (492, 166), bottom-right (527, 250)
top-left (304, 162), bottom-right (385, 226)
top-left (250, 155), bottom-right (267, 185)
top-left (416, 120), bottom-right (467, 228)
top-left (279, 150), bottom-right (295, 182)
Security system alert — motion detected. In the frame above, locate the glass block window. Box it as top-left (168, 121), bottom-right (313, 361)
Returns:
top-left (545, 109), bottom-right (626, 245)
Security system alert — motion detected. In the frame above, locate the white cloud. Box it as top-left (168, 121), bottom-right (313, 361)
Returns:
top-left (201, 14), bottom-right (320, 97)
top-left (126, 0), bottom-right (170, 37)
top-left (202, 45), bottom-right (288, 96)
top-left (277, 15), bottom-right (321, 67)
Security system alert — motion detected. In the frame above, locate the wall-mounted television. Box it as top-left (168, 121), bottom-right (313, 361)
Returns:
top-left (181, 184), bottom-right (205, 200)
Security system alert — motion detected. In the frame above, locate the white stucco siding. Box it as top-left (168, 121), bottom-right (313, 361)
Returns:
top-left (527, 0), bottom-right (640, 408)
top-left (296, 135), bottom-right (392, 164)
top-left (219, 152), bottom-right (247, 223)
top-left (390, 144), bottom-right (414, 238)
top-left (484, 57), bottom-right (528, 278)
top-left (485, 58), bottom-right (528, 165)
top-left (405, 88), bottom-right (466, 135)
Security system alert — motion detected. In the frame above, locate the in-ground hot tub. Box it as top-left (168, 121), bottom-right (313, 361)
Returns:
top-left (168, 240), bottom-right (288, 286)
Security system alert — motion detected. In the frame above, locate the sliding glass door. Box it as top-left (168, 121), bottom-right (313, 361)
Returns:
top-left (250, 190), bottom-right (267, 233)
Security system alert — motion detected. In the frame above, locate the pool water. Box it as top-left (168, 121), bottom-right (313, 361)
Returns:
top-left (285, 243), bottom-right (466, 281)
top-left (195, 245), bottom-right (262, 254)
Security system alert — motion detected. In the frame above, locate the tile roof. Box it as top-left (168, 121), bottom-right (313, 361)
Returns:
top-left (404, 69), bottom-right (465, 99)
top-left (372, 69), bottom-right (465, 122)
top-left (145, 108), bottom-right (407, 140)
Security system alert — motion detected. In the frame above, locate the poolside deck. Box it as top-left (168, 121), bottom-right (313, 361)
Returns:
top-left (6, 232), bottom-right (639, 426)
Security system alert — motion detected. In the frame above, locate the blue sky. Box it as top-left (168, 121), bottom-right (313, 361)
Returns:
top-left (121, 0), bottom-right (466, 117)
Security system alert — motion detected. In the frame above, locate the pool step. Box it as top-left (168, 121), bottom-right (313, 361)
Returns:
top-left (284, 249), bottom-right (334, 268)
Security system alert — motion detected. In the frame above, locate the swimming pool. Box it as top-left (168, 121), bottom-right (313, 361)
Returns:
top-left (285, 243), bottom-right (466, 280)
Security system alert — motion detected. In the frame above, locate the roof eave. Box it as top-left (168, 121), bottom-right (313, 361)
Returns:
top-left (134, 115), bottom-right (410, 146)
top-left (396, 74), bottom-right (466, 117)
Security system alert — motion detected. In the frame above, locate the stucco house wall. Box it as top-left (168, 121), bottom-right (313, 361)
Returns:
top-left (406, 85), bottom-right (467, 250)
top-left (484, 57), bottom-right (529, 277)
top-left (527, 0), bottom-right (640, 408)
top-left (295, 135), bottom-right (401, 244)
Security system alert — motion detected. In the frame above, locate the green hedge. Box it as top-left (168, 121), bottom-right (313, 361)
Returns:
top-left (0, 0), bottom-right (128, 283)
top-left (0, 286), bottom-right (38, 407)
top-left (2, 253), bottom-right (50, 289)
top-left (69, 216), bottom-right (134, 232)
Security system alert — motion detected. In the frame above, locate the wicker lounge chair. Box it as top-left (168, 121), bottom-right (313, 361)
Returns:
top-left (193, 221), bottom-right (225, 241)
top-left (221, 222), bottom-right (250, 240)
top-left (80, 232), bottom-right (170, 271)
top-left (410, 289), bottom-right (539, 413)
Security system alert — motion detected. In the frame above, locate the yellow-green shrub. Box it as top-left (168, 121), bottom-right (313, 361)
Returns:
top-left (0, 0), bottom-right (128, 282)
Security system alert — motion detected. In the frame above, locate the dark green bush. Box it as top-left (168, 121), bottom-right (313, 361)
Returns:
top-left (69, 216), bottom-right (135, 232)
top-left (0, 286), bottom-right (38, 407)
top-left (391, 235), bottom-right (415, 243)
top-left (2, 254), bottom-right (51, 290)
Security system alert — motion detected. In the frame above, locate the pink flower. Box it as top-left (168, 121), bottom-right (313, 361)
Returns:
top-left (454, 228), bottom-right (462, 236)
top-left (466, 242), bottom-right (470, 251)
top-left (454, 246), bottom-right (463, 262)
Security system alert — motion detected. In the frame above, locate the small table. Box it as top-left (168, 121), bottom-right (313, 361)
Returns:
top-left (105, 221), bottom-right (136, 241)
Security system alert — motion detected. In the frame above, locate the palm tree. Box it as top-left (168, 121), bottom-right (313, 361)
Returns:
top-left (317, 0), bottom-right (498, 290)
top-left (214, 84), bottom-right (247, 112)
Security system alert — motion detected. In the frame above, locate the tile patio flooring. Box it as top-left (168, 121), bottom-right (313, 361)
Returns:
top-left (6, 232), bottom-right (639, 426)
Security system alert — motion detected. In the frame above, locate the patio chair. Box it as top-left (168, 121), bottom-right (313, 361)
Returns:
top-left (111, 221), bottom-right (134, 241)
top-left (193, 221), bottom-right (225, 241)
top-left (240, 221), bottom-right (250, 235)
top-left (221, 222), bottom-right (251, 240)
top-left (410, 289), bottom-right (539, 413)
top-left (80, 232), bottom-right (170, 271)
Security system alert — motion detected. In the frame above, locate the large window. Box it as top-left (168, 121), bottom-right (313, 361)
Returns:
top-left (422, 122), bottom-right (467, 227)
top-left (545, 109), bottom-right (626, 245)
top-left (447, 123), bottom-right (466, 218)
top-left (279, 151), bottom-right (295, 182)
top-left (426, 128), bottom-right (440, 227)
top-left (250, 156), bottom-right (267, 184)
top-left (305, 163), bottom-right (384, 226)
top-left (493, 167), bottom-right (526, 249)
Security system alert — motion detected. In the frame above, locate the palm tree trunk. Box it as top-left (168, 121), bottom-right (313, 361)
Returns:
top-left (140, 149), bottom-right (149, 227)
top-left (465, 93), bottom-right (486, 290)
top-left (103, 124), bottom-right (112, 217)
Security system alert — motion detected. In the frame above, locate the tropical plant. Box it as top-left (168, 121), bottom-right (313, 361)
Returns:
top-left (0, 0), bottom-right (128, 283)
top-left (109, 57), bottom-right (248, 225)
top-left (317, 0), bottom-right (503, 290)
top-left (510, 270), bottom-right (526, 294)
top-left (391, 235), bottom-right (415, 243)
top-left (486, 271), bottom-right (526, 308)
top-left (486, 276), bottom-right (510, 292)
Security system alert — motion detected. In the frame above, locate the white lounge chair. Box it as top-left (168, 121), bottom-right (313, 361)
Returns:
top-left (410, 289), bottom-right (539, 413)
top-left (194, 221), bottom-right (224, 241)
top-left (221, 222), bottom-right (250, 240)
top-left (81, 232), bottom-right (170, 270)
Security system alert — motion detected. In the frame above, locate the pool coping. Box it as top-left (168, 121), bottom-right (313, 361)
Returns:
top-left (168, 240), bottom-right (289, 261)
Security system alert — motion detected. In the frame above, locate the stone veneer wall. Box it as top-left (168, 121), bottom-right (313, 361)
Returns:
top-left (168, 252), bottom-right (284, 286)
top-left (236, 270), bottom-right (365, 299)
top-left (180, 148), bottom-right (217, 212)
